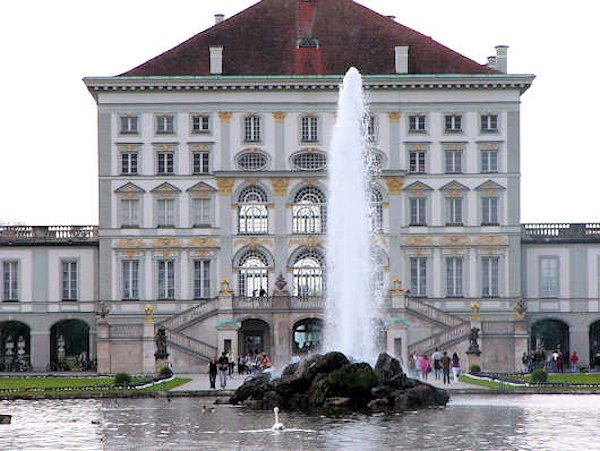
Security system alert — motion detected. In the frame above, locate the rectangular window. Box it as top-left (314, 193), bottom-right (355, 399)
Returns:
top-left (481, 114), bottom-right (498, 133)
top-left (482, 197), bottom-right (499, 225)
top-left (156, 115), bottom-right (175, 134)
top-left (122, 260), bottom-right (139, 300)
top-left (62, 261), bottom-right (78, 301)
top-left (157, 260), bottom-right (175, 300)
top-left (366, 115), bottom-right (376, 142)
top-left (410, 197), bottom-right (426, 226)
top-left (444, 114), bottom-right (462, 133)
top-left (446, 257), bottom-right (463, 297)
top-left (192, 198), bottom-right (211, 227)
top-left (2, 261), bottom-right (18, 301)
top-left (301, 116), bottom-right (319, 143)
top-left (408, 115), bottom-right (426, 133)
top-left (157, 199), bottom-right (175, 227)
top-left (410, 257), bottom-right (427, 297)
top-left (445, 150), bottom-right (462, 174)
top-left (191, 114), bottom-right (210, 134)
top-left (540, 257), bottom-right (559, 298)
top-left (445, 197), bottom-right (463, 226)
top-left (119, 115), bottom-right (138, 135)
top-left (157, 152), bottom-right (174, 174)
top-left (192, 151), bottom-right (210, 174)
top-left (482, 257), bottom-right (499, 297)
top-left (193, 260), bottom-right (211, 299)
top-left (409, 150), bottom-right (426, 173)
top-left (121, 152), bottom-right (138, 175)
top-left (121, 199), bottom-right (140, 228)
top-left (244, 115), bottom-right (261, 142)
top-left (481, 149), bottom-right (498, 173)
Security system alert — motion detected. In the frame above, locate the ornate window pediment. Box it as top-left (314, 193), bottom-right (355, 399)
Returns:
top-left (186, 181), bottom-right (217, 195)
top-left (475, 180), bottom-right (505, 191)
top-left (403, 181), bottom-right (433, 192)
top-left (440, 180), bottom-right (470, 192)
top-left (115, 182), bottom-right (145, 194)
top-left (151, 182), bottom-right (181, 194)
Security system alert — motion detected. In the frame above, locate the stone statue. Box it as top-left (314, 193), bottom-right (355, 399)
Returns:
top-left (96, 301), bottom-right (111, 318)
top-left (512, 298), bottom-right (527, 320)
top-left (154, 327), bottom-right (169, 360)
top-left (467, 327), bottom-right (481, 355)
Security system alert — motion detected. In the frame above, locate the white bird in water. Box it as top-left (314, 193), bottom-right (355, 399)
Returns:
top-left (272, 406), bottom-right (284, 431)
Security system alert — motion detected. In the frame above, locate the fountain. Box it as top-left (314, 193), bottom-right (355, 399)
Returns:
top-left (325, 67), bottom-right (378, 361)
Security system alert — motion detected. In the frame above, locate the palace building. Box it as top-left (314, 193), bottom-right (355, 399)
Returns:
top-left (2, 0), bottom-right (596, 373)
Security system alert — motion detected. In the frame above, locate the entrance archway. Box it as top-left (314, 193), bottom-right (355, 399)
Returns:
top-left (238, 319), bottom-right (271, 358)
top-left (589, 321), bottom-right (600, 366)
top-left (0, 321), bottom-right (31, 371)
top-left (292, 318), bottom-right (323, 355)
top-left (50, 319), bottom-right (90, 371)
top-left (531, 319), bottom-right (569, 354)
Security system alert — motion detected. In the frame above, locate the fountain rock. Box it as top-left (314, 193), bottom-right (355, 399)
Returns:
top-left (229, 352), bottom-right (449, 413)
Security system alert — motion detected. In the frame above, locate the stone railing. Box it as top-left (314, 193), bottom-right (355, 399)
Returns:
top-left (289, 296), bottom-right (325, 310)
top-left (522, 223), bottom-right (600, 242)
top-left (232, 296), bottom-right (325, 311)
top-left (233, 296), bottom-right (273, 310)
top-left (0, 225), bottom-right (98, 243)
top-left (408, 322), bottom-right (471, 356)
top-left (165, 329), bottom-right (217, 361)
top-left (405, 297), bottom-right (467, 328)
top-left (110, 324), bottom-right (143, 338)
top-left (157, 299), bottom-right (218, 331)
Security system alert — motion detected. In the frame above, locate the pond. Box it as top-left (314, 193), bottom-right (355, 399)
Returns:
top-left (1, 394), bottom-right (597, 450)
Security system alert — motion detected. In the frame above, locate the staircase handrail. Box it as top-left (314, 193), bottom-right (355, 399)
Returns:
top-left (158, 298), bottom-right (218, 331)
top-left (408, 322), bottom-right (471, 355)
top-left (405, 296), bottom-right (468, 328)
top-left (165, 329), bottom-right (217, 360)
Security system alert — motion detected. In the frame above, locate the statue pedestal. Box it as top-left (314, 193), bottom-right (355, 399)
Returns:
top-left (466, 352), bottom-right (481, 372)
top-left (155, 358), bottom-right (169, 373)
top-left (143, 320), bottom-right (155, 374)
top-left (96, 318), bottom-right (111, 373)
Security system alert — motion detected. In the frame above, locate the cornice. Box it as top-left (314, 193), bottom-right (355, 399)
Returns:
top-left (83, 74), bottom-right (535, 101)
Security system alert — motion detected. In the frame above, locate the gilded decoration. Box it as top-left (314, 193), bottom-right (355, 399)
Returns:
top-left (271, 178), bottom-right (289, 196)
top-left (114, 239), bottom-right (145, 249)
top-left (233, 237), bottom-right (271, 251)
top-left (388, 112), bottom-right (401, 122)
top-left (144, 304), bottom-right (154, 323)
top-left (391, 277), bottom-right (404, 294)
top-left (440, 235), bottom-right (470, 246)
top-left (470, 301), bottom-right (481, 320)
top-left (404, 236), bottom-right (434, 246)
top-left (245, 178), bottom-right (258, 185)
top-left (154, 238), bottom-right (182, 248)
top-left (189, 237), bottom-right (218, 248)
top-left (289, 235), bottom-right (322, 250)
top-left (121, 250), bottom-right (144, 258)
top-left (216, 178), bottom-right (235, 195)
top-left (273, 112), bottom-right (287, 123)
top-left (218, 112), bottom-right (233, 123)
top-left (219, 278), bottom-right (233, 295)
top-left (475, 235), bottom-right (508, 246)
top-left (385, 177), bottom-right (404, 195)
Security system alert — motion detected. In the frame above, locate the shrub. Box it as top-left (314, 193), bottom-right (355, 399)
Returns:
top-left (469, 364), bottom-right (481, 373)
top-left (159, 365), bottom-right (173, 377)
top-left (531, 369), bottom-right (548, 383)
top-left (328, 364), bottom-right (378, 397)
top-left (114, 372), bottom-right (132, 386)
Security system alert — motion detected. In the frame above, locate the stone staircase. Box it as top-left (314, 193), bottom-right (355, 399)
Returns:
top-left (405, 297), bottom-right (470, 355)
top-left (157, 299), bottom-right (219, 363)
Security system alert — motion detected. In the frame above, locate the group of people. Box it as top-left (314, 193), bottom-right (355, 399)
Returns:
top-left (208, 350), bottom-right (272, 389)
top-left (408, 348), bottom-right (461, 385)
top-left (522, 348), bottom-right (579, 373)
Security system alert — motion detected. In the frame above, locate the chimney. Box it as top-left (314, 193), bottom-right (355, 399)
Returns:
top-left (395, 46), bottom-right (409, 74)
top-left (209, 46), bottom-right (223, 75)
top-left (495, 45), bottom-right (508, 73)
top-left (214, 13), bottom-right (224, 24)
top-left (487, 56), bottom-right (497, 70)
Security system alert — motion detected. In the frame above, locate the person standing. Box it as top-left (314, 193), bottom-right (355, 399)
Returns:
top-left (414, 353), bottom-right (422, 380)
top-left (208, 356), bottom-right (218, 389)
top-left (432, 348), bottom-right (442, 380)
top-left (441, 352), bottom-right (451, 385)
top-left (570, 351), bottom-right (579, 373)
top-left (420, 355), bottom-right (431, 380)
top-left (217, 351), bottom-right (229, 389)
top-left (451, 352), bottom-right (461, 384)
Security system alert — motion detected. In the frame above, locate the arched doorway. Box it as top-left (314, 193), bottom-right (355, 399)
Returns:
top-left (238, 319), bottom-right (271, 358)
top-left (50, 319), bottom-right (90, 371)
top-left (589, 321), bottom-right (600, 367)
top-left (531, 319), bottom-right (569, 355)
top-left (292, 318), bottom-right (323, 355)
top-left (0, 321), bottom-right (31, 371)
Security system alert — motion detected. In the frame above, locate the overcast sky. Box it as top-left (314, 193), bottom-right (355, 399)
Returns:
top-left (1, 0), bottom-right (597, 225)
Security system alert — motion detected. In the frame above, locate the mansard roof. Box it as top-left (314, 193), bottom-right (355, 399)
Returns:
top-left (121, 0), bottom-right (495, 77)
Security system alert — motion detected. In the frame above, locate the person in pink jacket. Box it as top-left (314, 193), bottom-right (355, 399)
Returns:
top-left (420, 355), bottom-right (431, 380)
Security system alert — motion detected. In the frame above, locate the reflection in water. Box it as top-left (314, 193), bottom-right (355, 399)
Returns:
top-left (0, 395), bottom-right (598, 450)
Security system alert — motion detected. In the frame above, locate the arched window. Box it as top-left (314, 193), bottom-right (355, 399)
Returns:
top-left (238, 251), bottom-right (269, 297)
top-left (238, 186), bottom-right (268, 234)
top-left (292, 187), bottom-right (326, 234)
top-left (368, 186), bottom-right (383, 233)
top-left (292, 250), bottom-right (324, 296)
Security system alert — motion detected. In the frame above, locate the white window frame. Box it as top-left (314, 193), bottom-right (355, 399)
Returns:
top-left (156, 151), bottom-right (175, 174)
top-left (445, 197), bottom-right (463, 226)
top-left (444, 114), bottom-right (462, 134)
top-left (409, 197), bottom-right (427, 226)
top-left (301, 115), bottom-right (319, 143)
top-left (481, 196), bottom-right (499, 225)
top-left (192, 197), bottom-right (212, 227)
top-left (408, 114), bottom-right (427, 133)
top-left (193, 260), bottom-right (211, 299)
top-left (481, 148), bottom-right (499, 173)
top-left (122, 260), bottom-right (140, 300)
top-left (409, 150), bottom-right (426, 173)
top-left (190, 114), bottom-right (210, 134)
top-left (119, 115), bottom-right (139, 135)
top-left (540, 257), bottom-right (559, 298)
top-left (156, 198), bottom-right (176, 228)
top-left (62, 260), bottom-right (78, 301)
top-left (120, 150), bottom-right (138, 175)
top-left (446, 257), bottom-right (463, 297)
top-left (445, 150), bottom-right (462, 174)
top-left (481, 113), bottom-right (499, 133)
top-left (410, 257), bottom-right (427, 297)
top-left (120, 198), bottom-right (141, 228)
top-left (2, 261), bottom-right (19, 301)
top-left (157, 260), bottom-right (176, 300)
top-left (482, 256), bottom-right (499, 297)
top-left (156, 114), bottom-right (175, 135)
top-left (192, 151), bottom-right (210, 174)
top-left (244, 115), bottom-right (261, 143)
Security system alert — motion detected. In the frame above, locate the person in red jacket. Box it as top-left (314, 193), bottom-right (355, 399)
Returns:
top-left (570, 351), bottom-right (579, 373)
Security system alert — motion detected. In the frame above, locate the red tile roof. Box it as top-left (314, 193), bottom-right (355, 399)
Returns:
top-left (121, 0), bottom-right (495, 77)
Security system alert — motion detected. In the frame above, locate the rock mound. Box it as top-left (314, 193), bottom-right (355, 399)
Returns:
top-left (229, 352), bottom-right (449, 412)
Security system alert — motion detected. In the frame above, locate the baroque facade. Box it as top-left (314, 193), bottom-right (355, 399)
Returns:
top-left (3, 0), bottom-right (591, 373)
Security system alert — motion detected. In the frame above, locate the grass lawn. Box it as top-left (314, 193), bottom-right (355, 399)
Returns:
top-left (0, 376), bottom-right (191, 394)
top-left (460, 373), bottom-right (600, 390)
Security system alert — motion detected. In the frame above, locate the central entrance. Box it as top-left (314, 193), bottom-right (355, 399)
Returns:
top-left (238, 319), bottom-right (271, 357)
